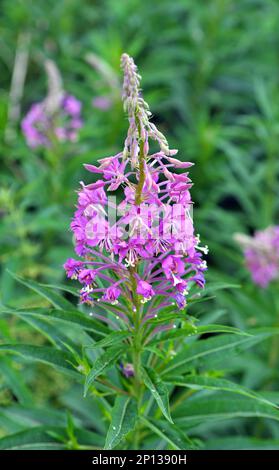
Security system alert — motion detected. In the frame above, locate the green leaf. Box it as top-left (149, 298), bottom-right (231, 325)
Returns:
top-left (164, 375), bottom-right (276, 407)
top-left (0, 344), bottom-right (79, 379)
top-left (204, 436), bottom-right (279, 450)
top-left (0, 427), bottom-right (66, 450)
top-left (86, 330), bottom-right (132, 349)
top-left (145, 346), bottom-right (166, 359)
top-left (145, 309), bottom-right (187, 325)
top-left (0, 357), bottom-right (33, 405)
top-left (0, 407), bottom-right (27, 434)
top-left (162, 330), bottom-right (275, 376)
top-left (173, 395), bottom-right (279, 427)
top-left (74, 427), bottom-right (105, 448)
top-left (7, 271), bottom-right (73, 310)
top-left (0, 404), bottom-right (66, 429)
top-left (37, 284), bottom-right (79, 297)
top-left (148, 324), bottom-right (247, 346)
top-left (105, 396), bottom-right (137, 449)
top-left (61, 386), bottom-right (108, 434)
top-left (142, 367), bottom-right (173, 423)
top-left (0, 425), bottom-right (104, 450)
top-left (200, 281), bottom-right (240, 296)
top-left (0, 306), bottom-right (108, 337)
top-left (84, 347), bottom-right (124, 396)
top-left (17, 315), bottom-right (78, 351)
top-left (195, 325), bottom-right (248, 336)
top-left (140, 417), bottom-right (193, 450)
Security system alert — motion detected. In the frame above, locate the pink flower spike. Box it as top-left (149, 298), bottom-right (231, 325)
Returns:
top-left (65, 53), bottom-right (207, 336)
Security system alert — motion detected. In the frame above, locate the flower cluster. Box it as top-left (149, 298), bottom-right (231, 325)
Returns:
top-left (64, 53), bottom-right (207, 329)
top-left (22, 94), bottom-right (82, 148)
top-left (235, 226), bottom-right (279, 288)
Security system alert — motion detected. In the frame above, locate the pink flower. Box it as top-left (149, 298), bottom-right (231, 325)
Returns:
top-left (84, 154), bottom-right (128, 191)
top-left (136, 280), bottom-right (155, 299)
top-left (120, 362), bottom-right (134, 378)
top-left (78, 269), bottom-right (96, 285)
top-left (63, 95), bottom-right (82, 115)
top-left (63, 258), bottom-right (83, 279)
top-left (162, 255), bottom-right (185, 280)
top-left (174, 293), bottom-right (187, 310)
top-left (102, 285), bottom-right (122, 304)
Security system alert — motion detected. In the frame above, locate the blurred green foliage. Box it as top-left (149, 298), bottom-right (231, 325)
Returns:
top-left (0, 0), bottom-right (279, 450)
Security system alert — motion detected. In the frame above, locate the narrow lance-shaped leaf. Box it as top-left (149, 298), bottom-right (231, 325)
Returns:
top-left (0, 344), bottom-right (80, 379)
top-left (85, 330), bottom-right (132, 349)
top-left (173, 396), bottom-right (279, 428)
top-left (105, 396), bottom-right (137, 450)
top-left (164, 375), bottom-right (276, 407)
top-left (162, 330), bottom-right (278, 376)
top-left (140, 417), bottom-right (194, 450)
top-left (148, 324), bottom-right (248, 346)
top-left (0, 306), bottom-right (109, 337)
top-left (18, 315), bottom-right (79, 352)
top-left (199, 281), bottom-right (240, 296)
top-left (204, 436), bottom-right (279, 451)
top-left (141, 366), bottom-right (173, 423)
top-left (0, 357), bottom-right (33, 405)
top-left (84, 347), bottom-right (125, 396)
top-left (7, 271), bottom-right (73, 310)
top-left (0, 427), bottom-right (66, 450)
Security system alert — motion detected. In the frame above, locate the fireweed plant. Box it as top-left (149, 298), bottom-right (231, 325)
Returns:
top-left (3, 55), bottom-right (279, 451)
top-left (64, 53), bottom-right (208, 389)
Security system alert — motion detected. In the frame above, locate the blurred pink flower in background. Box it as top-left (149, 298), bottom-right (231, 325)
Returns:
top-left (92, 96), bottom-right (112, 111)
top-left (235, 226), bottom-right (279, 287)
top-left (22, 93), bottom-right (82, 148)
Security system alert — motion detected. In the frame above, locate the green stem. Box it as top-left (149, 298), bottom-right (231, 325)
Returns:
top-left (129, 267), bottom-right (145, 449)
top-left (129, 110), bottom-right (148, 447)
top-left (129, 269), bottom-right (143, 388)
top-left (135, 114), bottom-right (146, 205)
